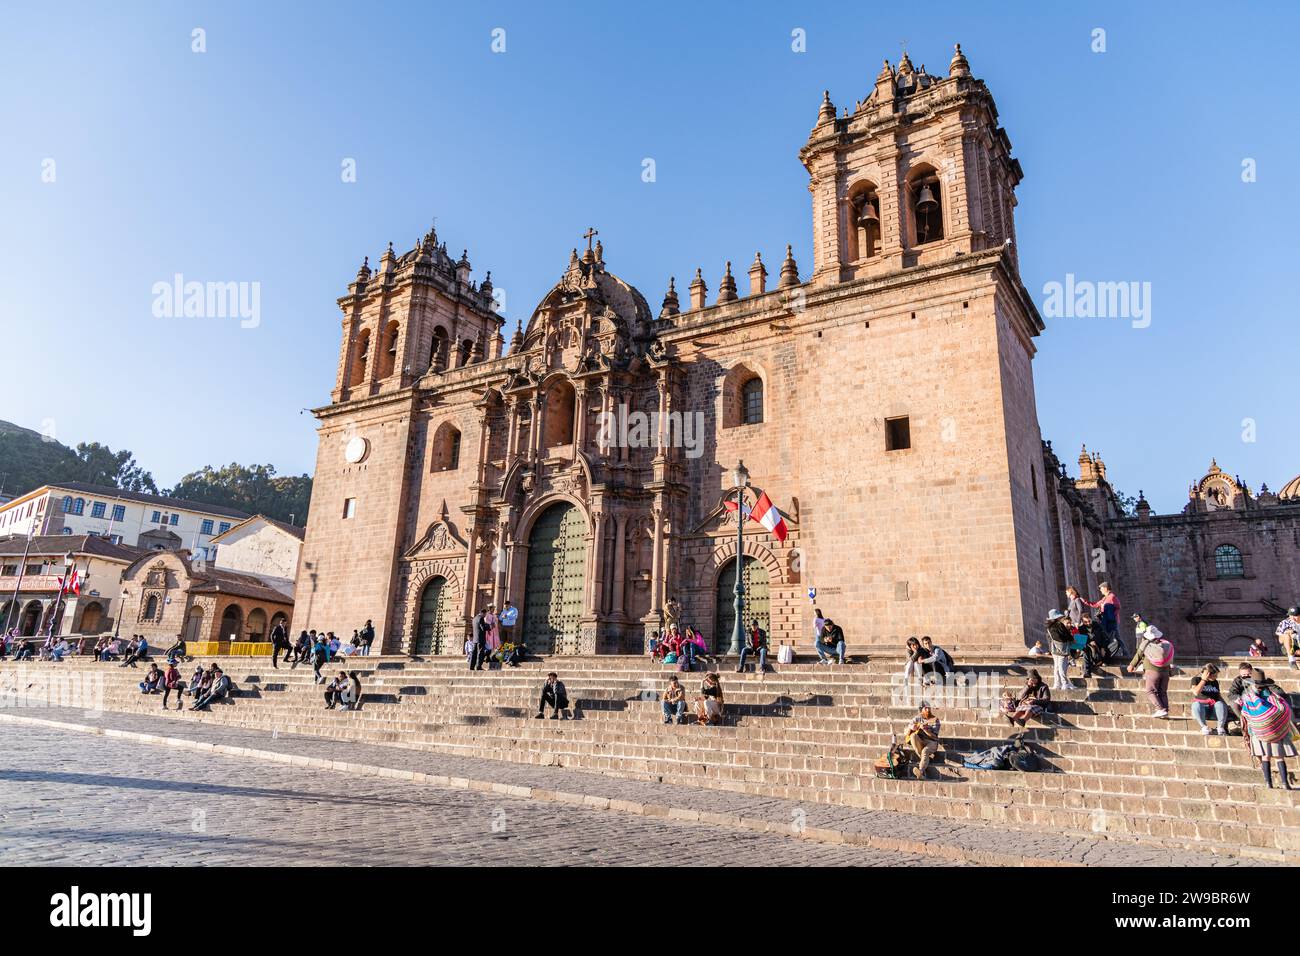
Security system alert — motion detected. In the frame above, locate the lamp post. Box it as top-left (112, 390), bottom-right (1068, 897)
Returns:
top-left (113, 589), bottom-right (128, 641)
top-left (728, 460), bottom-right (750, 656)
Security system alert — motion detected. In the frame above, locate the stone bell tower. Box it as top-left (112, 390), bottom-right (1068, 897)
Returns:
top-left (800, 44), bottom-right (1023, 287)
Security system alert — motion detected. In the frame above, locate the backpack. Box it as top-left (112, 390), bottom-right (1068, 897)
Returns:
top-left (1007, 736), bottom-right (1041, 772)
top-left (874, 744), bottom-right (911, 779)
top-left (963, 743), bottom-right (1015, 771)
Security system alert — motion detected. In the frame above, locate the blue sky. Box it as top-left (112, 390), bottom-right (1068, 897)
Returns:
top-left (1, 1), bottom-right (1297, 512)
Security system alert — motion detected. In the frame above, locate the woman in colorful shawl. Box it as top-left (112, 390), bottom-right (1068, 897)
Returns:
top-left (1240, 669), bottom-right (1296, 790)
top-left (1001, 670), bottom-right (1051, 727)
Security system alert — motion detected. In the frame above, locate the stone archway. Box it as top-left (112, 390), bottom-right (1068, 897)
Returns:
top-left (79, 602), bottom-right (104, 634)
top-left (523, 502), bottom-right (588, 654)
top-left (19, 600), bottom-right (43, 636)
top-left (219, 604), bottom-right (242, 642)
top-left (713, 555), bottom-right (771, 654)
top-left (246, 608), bottom-right (268, 642)
top-left (414, 575), bottom-right (454, 655)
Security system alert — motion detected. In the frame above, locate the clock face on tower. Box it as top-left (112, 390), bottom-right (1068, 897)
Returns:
top-left (344, 435), bottom-right (370, 464)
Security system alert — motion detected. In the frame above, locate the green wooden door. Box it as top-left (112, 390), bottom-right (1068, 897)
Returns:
top-left (415, 575), bottom-right (453, 655)
top-left (714, 555), bottom-right (770, 654)
top-left (523, 504), bottom-right (588, 654)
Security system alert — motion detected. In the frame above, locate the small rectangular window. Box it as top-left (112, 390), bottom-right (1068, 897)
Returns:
top-left (111, 505), bottom-right (125, 522)
top-left (169, 514), bottom-right (179, 526)
top-left (218, 522), bottom-right (231, 534)
top-left (151, 511), bottom-right (161, 523)
top-left (342, 498), bottom-right (357, 519)
top-left (1031, 464), bottom-right (1039, 501)
top-left (885, 416), bottom-right (911, 451)
top-left (91, 501), bottom-right (106, 518)
top-left (201, 519), bottom-right (214, 535)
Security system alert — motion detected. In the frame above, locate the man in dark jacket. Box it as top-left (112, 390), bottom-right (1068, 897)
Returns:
top-left (468, 610), bottom-right (488, 671)
top-left (359, 619), bottom-right (375, 656)
top-left (535, 672), bottom-right (569, 719)
top-left (269, 619), bottom-right (289, 668)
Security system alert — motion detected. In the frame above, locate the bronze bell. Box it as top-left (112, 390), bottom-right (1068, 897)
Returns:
top-left (916, 183), bottom-right (938, 209)
top-left (856, 198), bottom-right (879, 226)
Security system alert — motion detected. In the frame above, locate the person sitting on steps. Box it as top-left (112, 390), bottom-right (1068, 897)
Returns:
top-left (1191, 664), bottom-right (1229, 736)
top-left (324, 671), bottom-right (348, 709)
top-left (1000, 669), bottom-right (1051, 727)
top-left (917, 635), bottom-right (952, 680)
top-left (662, 675), bottom-right (686, 724)
top-left (535, 672), bottom-right (569, 719)
top-left (905, 702), bottom-right (942, 779)
top-left (814, 618), bottom-right (846, 665)
top-left (190, 666), bottom-right (230, 711)
top-left (736, 619), bottom-right (769, 673)
top-left (694, 672), bottom-right (725, 724)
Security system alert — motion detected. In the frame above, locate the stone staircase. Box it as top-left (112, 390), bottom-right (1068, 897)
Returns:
top-left (6, 652), bottom-right (1299, 861)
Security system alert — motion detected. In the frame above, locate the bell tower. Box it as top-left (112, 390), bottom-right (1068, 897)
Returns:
top-left (799, 44), bottom-right (1023, 286)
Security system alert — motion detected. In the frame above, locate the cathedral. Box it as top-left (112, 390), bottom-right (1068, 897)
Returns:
top-left (295, 46), bottom-right (1300, 657)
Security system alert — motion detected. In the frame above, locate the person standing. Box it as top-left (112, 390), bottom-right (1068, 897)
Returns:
top-left (484, 605), bottom-right (501, 658)
top-left (1126, 616), bottom-right (1174, 718)
top-left (469, 608), bottom-right (488, 671)
top-left (812, 607), bottom-right (826, 656)
top-left (269, 619), bottom-right (289, 669)
top-left (1086, 582), bottom-right (1123, 655)
top-left (359, 619), bottom-right (375, 656)
top-left (311, 635), bottom-right (328, 685)
top-left (1240, 669), bottom-right (1297, 790)
top-left (1046, 610), bottom-right (1077, 691)
top-left (498, 601), bottom-right (518, 647)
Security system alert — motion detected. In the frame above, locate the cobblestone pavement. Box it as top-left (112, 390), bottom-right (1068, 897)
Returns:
top-left (0, 706), bottom-right (1240, 866)
top-left (0, 722), bottom-right (946, 866)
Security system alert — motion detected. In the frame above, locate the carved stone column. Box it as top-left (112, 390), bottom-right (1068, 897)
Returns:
top-left (612, 514), bottom-right (628, 617)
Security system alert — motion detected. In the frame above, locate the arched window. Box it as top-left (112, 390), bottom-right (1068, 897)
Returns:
top-left (457, 338), bottom-right (474, 368)
top-left (350, 328), bottom-right (371, 387)
top-left (72, 498), bottom-right (85, 516)
top-left (62, 496), bottom-right (73, 513)
top-left (741, 378), bottom-right (764, 425)
top-left (378, 320), bottom-right (400, 378)
top-left (846, 182), bottom-right (881, 260)
top-left (143, 594), bottom-right (159, 620)
top-left (908, 167), bottom-right (944, 245)
top-left (430, 422), bottom-right (462, 472)
top-left (1214, 544), bottom-right (1244, 578)
top-left (430, 326), bottom-right (449, 371)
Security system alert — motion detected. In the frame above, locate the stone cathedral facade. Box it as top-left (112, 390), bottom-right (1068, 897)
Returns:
top-left (295, 46), bottom-right (1299, 656)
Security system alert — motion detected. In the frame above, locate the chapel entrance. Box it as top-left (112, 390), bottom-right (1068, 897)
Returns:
top-left (523, 503), bottom-right (588, 654)
top-left (713, 555), bottom-right (771, 654)
top-left (414, 575), bottom-right (454, 655)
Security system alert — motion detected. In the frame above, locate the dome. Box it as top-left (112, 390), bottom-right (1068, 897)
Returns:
top-left (523, 244), bottom-right (651, 348)
top-left (1280, 473), bottom-right (1300, 501)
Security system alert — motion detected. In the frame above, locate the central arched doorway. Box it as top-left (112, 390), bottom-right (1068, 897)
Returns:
top-left (523, 503), bottom-right (588, 654)
top-left (714, 555), bottom-right (771, 654)
top-left (19, 600), bottom-right (43, 636)
top-left (414, 575), bottom-right (454, 655)
top-left (219, 604), bottom-right (242, 642)
top-left (79, 602), bottom-right (104, 634)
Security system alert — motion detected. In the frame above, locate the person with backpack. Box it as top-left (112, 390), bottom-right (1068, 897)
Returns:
top-left (917, 635), bottom-right (952, 680)
top-left (311, 635), bottom-right (328, 684)
top-left (1086, 581), bottom-right (1123, 653)
top-left (1239, 669), bottom-right (1296, 790)
top-left (1126, 615), bottom-right (1174, 718)
top-left (904, 702), bottom-right (942, 779)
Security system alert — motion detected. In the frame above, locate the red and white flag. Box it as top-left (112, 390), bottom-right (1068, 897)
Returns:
top-left (58, 567), bottom-right (81, 596)
top-left (750, 491), bottom-right (789, 542)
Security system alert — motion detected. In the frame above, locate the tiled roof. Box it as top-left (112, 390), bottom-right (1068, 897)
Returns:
top-left (189, 565), bottom-right (293, 605)
top-left (38, 481), bottom-right (251, 520)
top-left (209, 514), bottom-right (306, 543)
top-left (0, 533), bottom-right (145, 563)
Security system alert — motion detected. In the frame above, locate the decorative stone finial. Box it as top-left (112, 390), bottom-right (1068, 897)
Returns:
top-left (748, 252), bottom-right (767, 296)
top-left (778, 244), bottom-right (800, 289)
top-left (817, 89), bottom-right (835, 126)
top-left (717, 261), bottom-right (738, 303)
top-left (356, 256), bottom-right (371, 281)
top-left (949, 42), bottom-right (970, 78)
top-left (688, 268), bottom-right (708, 310)
top-left (660, 276), bottom-right (680, 317)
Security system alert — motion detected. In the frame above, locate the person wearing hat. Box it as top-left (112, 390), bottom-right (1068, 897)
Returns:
top-left (1224, 661), bottom-right (1255, 739)
top-left (1239, 668), bottom-right (1297, 789)
top-left (1045, 609), bottom-right (1077, 691)
top-left (1127, 614), bottom-right (1174, 718)
top-left (1276, 607), bottom-right (1300, 671)
top-left (904, 702), bottom-right (942, 779)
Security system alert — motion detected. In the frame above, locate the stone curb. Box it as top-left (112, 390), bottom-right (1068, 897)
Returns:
top-left (0, 711), bottom-right (1075, 867)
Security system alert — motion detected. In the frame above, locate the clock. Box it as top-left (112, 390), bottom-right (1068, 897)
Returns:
top-left (344, 435), bottom-right (370, 464)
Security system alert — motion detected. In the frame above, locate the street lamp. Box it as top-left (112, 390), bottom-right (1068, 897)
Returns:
top-left (113, 589), bottom-right (128, 641)
top-left (728, 460), bottom-right (750, 656)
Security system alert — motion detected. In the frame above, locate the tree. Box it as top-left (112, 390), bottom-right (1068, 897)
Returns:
top-left (167, 463), bottom-right (311, 525)
top-left (69, 443), bottom-right (158, 493)
top-left (0, 423), bottom-right (157, 498)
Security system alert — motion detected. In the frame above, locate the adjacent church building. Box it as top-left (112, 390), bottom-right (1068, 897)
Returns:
top-left (295, 46), bottom-right (1300, 656)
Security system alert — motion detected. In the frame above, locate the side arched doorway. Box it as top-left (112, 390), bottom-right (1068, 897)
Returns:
top-left (219, 604), bottom-right (242, 642)
top-left (523, 503), bottom-right (588, 655)
top-left (184, 606), bottom-right (205, 643)
top-left (19, 600), bottom-right (43, 636)
top-left (414, 575), bottom-right (454, 655)
top-left (714, 555), bottom-right (771, 654)
top-left (246, 608), bottom-right (267, 642)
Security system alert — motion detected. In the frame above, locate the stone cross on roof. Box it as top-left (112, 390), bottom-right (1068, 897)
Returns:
top-left (583, 227), bottom-right (599, 253)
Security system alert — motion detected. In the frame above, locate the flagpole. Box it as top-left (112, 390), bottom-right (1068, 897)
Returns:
top-left (2, 528), bottom-right (33, 637)
top-left (728, 460), bottom-right (750, 656)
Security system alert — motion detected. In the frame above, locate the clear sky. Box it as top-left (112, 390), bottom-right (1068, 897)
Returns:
top-left (2, 1), bottom-right (1297, 512)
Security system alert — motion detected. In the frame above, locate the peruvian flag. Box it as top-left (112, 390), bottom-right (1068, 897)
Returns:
top-left (750, 491), bottom-right (789, 542)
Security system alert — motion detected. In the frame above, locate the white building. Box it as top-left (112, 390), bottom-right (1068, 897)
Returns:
top-left (208, 515), bottom-right (304, 600)
top-left (0, 482), bottom-right (250, 561)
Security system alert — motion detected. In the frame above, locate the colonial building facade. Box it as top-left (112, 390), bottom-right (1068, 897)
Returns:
top-left (295, 46), bottom-right (1298, 656)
